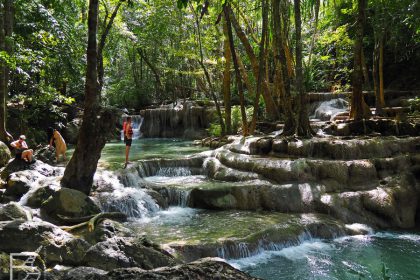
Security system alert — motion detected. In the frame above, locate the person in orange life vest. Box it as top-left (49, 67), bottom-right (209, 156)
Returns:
top-left (10, 135), bottom-right (34, 162)
top-left (123, 116), bottom-right (133, 168)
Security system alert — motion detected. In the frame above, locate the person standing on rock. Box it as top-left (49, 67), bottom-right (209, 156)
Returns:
top-left (10, 135), bottom-right (34, 163)
top-left (123, 116), bottom-right (133, 168)
top-left (49, 128), bottom-right (67, 162)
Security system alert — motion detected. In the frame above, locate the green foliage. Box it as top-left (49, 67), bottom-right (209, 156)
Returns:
top-left (407, 97), bottom-right (420, 117)
top-left (207, 123), bottom-right (222, 137)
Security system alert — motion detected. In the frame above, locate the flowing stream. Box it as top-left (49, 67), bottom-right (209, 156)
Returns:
top-left (95, 139), bottom-right (420, 280)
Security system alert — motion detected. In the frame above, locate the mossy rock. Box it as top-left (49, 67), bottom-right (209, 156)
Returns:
top-left (0, 142), bottom-right (11, 168)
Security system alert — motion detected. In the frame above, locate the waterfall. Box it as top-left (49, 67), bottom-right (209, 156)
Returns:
top-left (218, 231), bottom-right (314, 260)
top-left (93, 170), bottom-right (160, 218)
top-left (309, 98), bottom-right (349, 121)
top-left (121, 115), bottom-right (144, 140)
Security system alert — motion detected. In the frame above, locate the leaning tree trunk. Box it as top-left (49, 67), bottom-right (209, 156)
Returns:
top-left (0, 0), bottom-right (13, 143)
top-left (350, 0), bottom-right (370, 120)
top-left (61, 0), bottom-right (117, 195)
top-left (293, 0), bottom-right (313, 137)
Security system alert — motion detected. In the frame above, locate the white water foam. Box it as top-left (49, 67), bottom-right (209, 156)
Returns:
top-left (229, 239), bottom-right (333, 270)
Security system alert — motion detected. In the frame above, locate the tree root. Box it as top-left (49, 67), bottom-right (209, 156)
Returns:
top-left (59, 212), bottom-right (127, 232)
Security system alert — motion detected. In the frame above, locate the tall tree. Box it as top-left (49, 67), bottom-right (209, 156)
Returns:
top-left (224, 4), bottom-right (248, 136)
top-left (61, 0), bottom-right (117, 195)
top-left (293, 0), bottom-right (313, 137)
top-left (249, 0), bottom-right (269, 134)
top-left (349, 0), bottom-right (370, 120)
top-left (0, 0), bottom-right (13, 142)
top-left (222, 17), bottom-right (232, 134)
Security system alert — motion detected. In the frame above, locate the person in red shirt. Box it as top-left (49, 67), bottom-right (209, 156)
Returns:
top-left (123, 116), bottom-right (133, 168)
top-left (10, 135), bottom-right (34, 162)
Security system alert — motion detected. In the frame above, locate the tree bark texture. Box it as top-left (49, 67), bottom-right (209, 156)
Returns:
top-left (191, 3), bottom-right (225, 135)
top-left (61, 0), bottom-right (117, 195)
top-left (222, 18), bottom-right (232, 134)
top-left (224, 4), bottom-right (248, 136)
top-left (273, 0), bottom-right (295, 133)
top-left (97, 0), bottom-right (123, 92)
top-left (250, 0), bottom-right (269, 134)
top-left (350, 0), bottom-right (370, 120)
top-left (293, 0), bottom-right (313, 137)
top-left (228, 6), bottom-right (279, 120)
top-left (0, 0), bottom-right (13, 142)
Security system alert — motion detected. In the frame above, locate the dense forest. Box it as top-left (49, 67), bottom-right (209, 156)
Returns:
top-left (1, 0), bottom-right (419, 144)
top-left (0, 1), bottom-right (419, 279)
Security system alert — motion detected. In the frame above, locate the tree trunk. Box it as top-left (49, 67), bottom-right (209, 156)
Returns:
top-left (222, 18), bottom-right (232, 134)
top-left (137, 48), bottom-right (163, 102)
top-left (191, 3), bottom-right (225, 135)
top-left (0, 0), bottom-right (13, 142)
top-left (249, 0), bottom-right (269, 134)
top-left (61, 0), bottom-right (117, 195)
top-left (228, 6), bottom-right (278, 120)
top-left (273, 0), bottom-right (294, 133)
top-left (379, 38), bottom-right (385, 111)
top-left (224, 4), bottom-right (248, 136)
top-left (97, 0), bottom-right (123, 92)
top-left (349, 0), bottom-right (370, 120)
top-left (307, 0), bottom-right (320, 66)
top-left (293, 0), bottom-right (313, 137)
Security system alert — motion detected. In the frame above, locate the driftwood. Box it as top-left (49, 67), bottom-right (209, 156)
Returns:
top-left (59, 212), bottom-right (127, 232)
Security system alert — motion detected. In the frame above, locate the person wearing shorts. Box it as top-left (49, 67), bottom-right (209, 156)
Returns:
top-left (123, 116), bottom-right (133, 168)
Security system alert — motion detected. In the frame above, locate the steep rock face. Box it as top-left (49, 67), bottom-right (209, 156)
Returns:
top-left (141, 102), bottom-right (213, 139)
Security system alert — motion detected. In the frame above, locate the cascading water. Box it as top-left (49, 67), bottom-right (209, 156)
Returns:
top-left (120, 115), bottom-right (143, 140)
top-left (93, 170), bottom-right (160, 218)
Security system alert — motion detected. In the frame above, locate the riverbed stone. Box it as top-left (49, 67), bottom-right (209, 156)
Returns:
top-left (0, 202), bottom-right (30, 221)
top-left (26, 185), bottom-right (59, 208)
top-left (0, 220), bottom-right (90, 265)
top-left (41, 188), bottom-right (100, 219)
top-left (0, 141), bottom-right (11, 168)
top-left (83, 236), bottom-right (176, 271)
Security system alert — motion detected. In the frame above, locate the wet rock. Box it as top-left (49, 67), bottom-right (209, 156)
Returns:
top-left (41, 188), bottom-right (100, 220)
top-left (81, 219), bottom-right (134, 245)
top-left (0, 220), bottom-right (90, 265)
top-left (5, 171), bottom-right (34, 199)
top-left (0, 202), bottom-right (30, 221)
top-left (145, 189), bottom-right (168, 209)
top-left (1, 159), bottom-right (61, 181)
top-left (26, 185), bottom-right (59, 208)
top-left (83, 236), bottom-right (176, 271)
top-left (61, 267), bottom-right (107, 280)
top-left (65, 258), bottom-right (256, 280)
top-left (0, 141), bottom-right (11, 168)
top-left (34, 146), bottom-right (57, 165)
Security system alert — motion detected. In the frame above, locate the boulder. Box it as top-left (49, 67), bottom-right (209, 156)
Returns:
top-left (5, 170), bottom-right (40, 199)
top-left (80, 219), bottom-right (134, 245)
top-left (0, 220), bottom-right (90, 265)
top-left (66, 258), bottom-right (256, 280)
top-left (83, 236), bottom-right (176, 271)
top-left (34, 146), bottom-right (57, 165)
top-left (60, 267), bottom-right (107, 280)
top-left (0, 141), bottom-right (11, 168)
top-left (26, 185), bottom-right (59, 208)
top-left (0, 202), bottom-right (30, 221)
top-left (1, 159), bottom-right (61, 181)
top-left (41, 188), bottom-right (100, 219)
